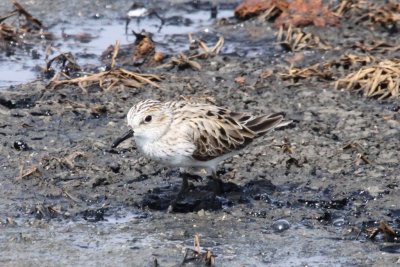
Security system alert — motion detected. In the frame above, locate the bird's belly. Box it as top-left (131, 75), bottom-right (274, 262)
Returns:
top-left (139, 141), bottom-right (193, 167)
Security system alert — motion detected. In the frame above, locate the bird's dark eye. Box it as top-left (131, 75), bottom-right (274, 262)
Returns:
top-left (144, 115), bottom-right (152, 123)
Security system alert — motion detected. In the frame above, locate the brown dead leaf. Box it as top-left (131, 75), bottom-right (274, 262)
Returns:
top-left (275, 0), bottom-right (339, 27)
top-left (18, 165), bottom-right (41, 179)
top-left (284, 52), bottom-right (305, 65)
top-left (63, 151), bottom-right (86, 169)
top-left (132, 31), bottom-right (156, 65)
top-left (235, 76), bottom-right (247, 85)
top-left (235, 0), bottom-right (285, 20)
top-left (260, 69), bottom-right (273, 79)
top-left (367, 220), bottom-right (399, 242)
top-left (153, 52), bottom-right (165, 62)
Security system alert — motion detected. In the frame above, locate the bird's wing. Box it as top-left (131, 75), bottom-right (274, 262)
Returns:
top-left (176, 104), bottom-right (255, 161)
top-left (169, 101), bottom-right (285, 162)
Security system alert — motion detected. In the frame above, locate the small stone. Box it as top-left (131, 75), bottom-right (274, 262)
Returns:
top-left (271, 219), bottom-right (290, 233)
top-left (14, 140), bottom-right (29, 151)
top-left (332, 218), bottom-right (345, 227)
top-left (198, 209), bottom-right (205, 217)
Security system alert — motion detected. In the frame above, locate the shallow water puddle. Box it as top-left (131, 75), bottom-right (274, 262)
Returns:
top-left (0, 7), bottom-right (234, 88)
top-left (102, 209), bottom-right (149, 224)
top-left (0, 61), bottom-right (37, 88)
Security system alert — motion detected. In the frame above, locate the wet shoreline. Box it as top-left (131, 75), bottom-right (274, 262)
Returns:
top-left (1, 0), bottom-right (400, 266)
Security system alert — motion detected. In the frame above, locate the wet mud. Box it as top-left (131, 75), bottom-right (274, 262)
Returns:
top-left (0, 0), bottom-right (400, 266)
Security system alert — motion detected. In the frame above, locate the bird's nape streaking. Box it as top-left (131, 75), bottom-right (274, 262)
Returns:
top-left (112, 99), bottom-right (288, 210)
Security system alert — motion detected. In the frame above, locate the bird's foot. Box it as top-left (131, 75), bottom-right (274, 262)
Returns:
top-left (168, 176), bottom-right (189, 213)
top-left (209, 175), bottom-right (223, 196)
top-left (180, 172), bottom-right (203, 183)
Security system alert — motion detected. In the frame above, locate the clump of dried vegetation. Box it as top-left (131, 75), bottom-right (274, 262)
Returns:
top-left (234, 0), bottom-right (399, 99)
top-left (334, 0), bottom-right (400, 30)
top-left (280, 53), bottom-right (399, 99)
top-left (87, 32), bottom-right (223, 88)
top-left (335, 59), bottom-right (400, 99)
top-left (279, 63), bottom-right (333, 82)
top-left (0, 0), bottom-right (52, 49)
top-left (131, 31), bottom-right (165, 66)
top-left (180, 234), bottom-right (215, 266)
top-left (351, 41), bottom-right (400, 54)
top-left (326, 54), bottom-right (375, 69)
top-left (342, 142), bottom-right (373, 165)
top-left (276, 24), bottom-right (331, 51)
top-left (158, 34), bottom-right (224, 71)
top-left (364, 220), bottom-right (400, 242)
top-left (47, 41), bottom-right (162, 91)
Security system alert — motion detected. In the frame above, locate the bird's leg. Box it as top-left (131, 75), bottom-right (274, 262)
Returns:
top-left (168, 174), bottom-right (189, 212)
top-left (178, 175), bottom-right (189, 197)
top-left (211, 170), bottom-right (223, 196)
top-left (125, 18), bottom-right (130, 34)
top-left (149, 11), bottom-right (165, 32)
top-left (136, 18), bottom-right (141, 32)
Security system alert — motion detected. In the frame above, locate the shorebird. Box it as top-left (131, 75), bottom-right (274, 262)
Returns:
top-left (112, 99), bottom-right (287, 208)
top-left (125, 3), bottom-right (164, 33)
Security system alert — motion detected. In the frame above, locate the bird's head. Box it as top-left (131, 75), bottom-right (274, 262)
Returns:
top-left (127, 100), bottom-right (172, 144)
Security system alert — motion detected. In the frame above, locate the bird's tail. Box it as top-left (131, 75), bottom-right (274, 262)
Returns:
top-left (245, 112), bottom-right (287, 136)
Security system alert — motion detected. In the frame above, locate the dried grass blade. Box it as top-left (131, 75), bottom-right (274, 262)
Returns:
top-left (111, 40), bottom-right (120, 69)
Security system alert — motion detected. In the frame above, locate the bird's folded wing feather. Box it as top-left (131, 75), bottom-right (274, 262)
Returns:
top-left (187, 108), bottom-right (257, 161)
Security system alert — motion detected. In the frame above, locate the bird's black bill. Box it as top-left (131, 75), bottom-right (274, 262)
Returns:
top-left (111, 129), bottom-right (134, 148)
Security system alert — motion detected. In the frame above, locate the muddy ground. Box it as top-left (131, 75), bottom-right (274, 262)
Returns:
top-left (0, 0), bottom-right (400, 266)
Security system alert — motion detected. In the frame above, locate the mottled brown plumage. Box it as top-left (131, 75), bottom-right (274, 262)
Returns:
top-left (124, 99), bottom-right (286, 175)
top-left (190, 108), bottom-right (285, 161)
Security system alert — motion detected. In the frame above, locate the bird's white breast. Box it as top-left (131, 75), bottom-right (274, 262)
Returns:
top-left (134, 135), bottom-right (195, 167)
top-left (127, 8), bottom-right (148, 18)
